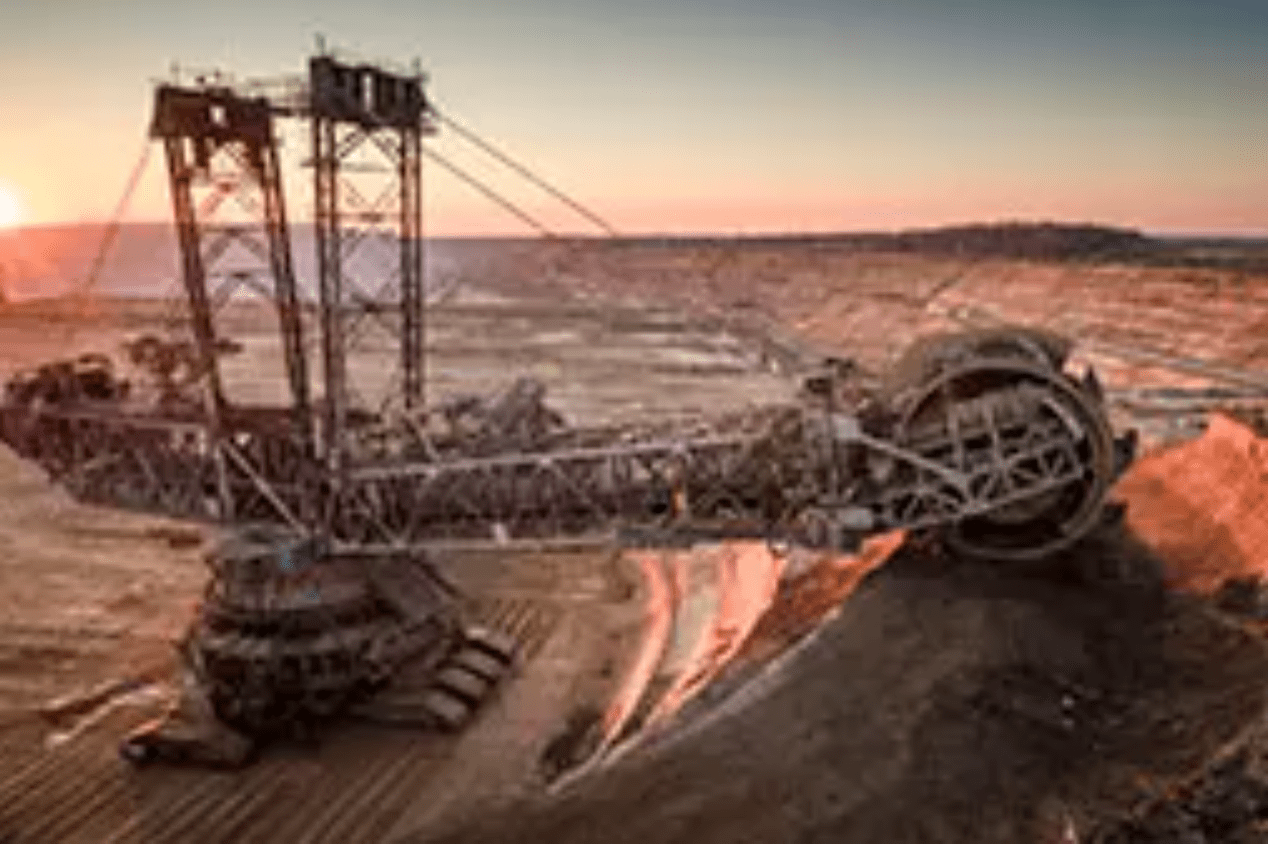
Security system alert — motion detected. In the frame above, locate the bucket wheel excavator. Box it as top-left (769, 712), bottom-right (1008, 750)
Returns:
top-left (0, 50), bottom-right (1133, 767)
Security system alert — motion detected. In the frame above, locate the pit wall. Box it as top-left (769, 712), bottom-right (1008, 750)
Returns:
top-left (482, 245), bottom-right (1268, 388)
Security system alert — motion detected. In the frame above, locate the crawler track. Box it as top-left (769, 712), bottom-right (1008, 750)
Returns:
top-left (0, 597), bottom-right (559, 844)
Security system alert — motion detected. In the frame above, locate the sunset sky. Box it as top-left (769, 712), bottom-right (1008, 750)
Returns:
top-left (0, 0), bottom-right (1265, 235)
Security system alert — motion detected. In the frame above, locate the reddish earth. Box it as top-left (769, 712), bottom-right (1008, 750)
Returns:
top-left (403, 358), bottom-right (1268, 843)
top-left (0, 245), bottom-right (1267, 843)
top-left (415, 522), bottom-right (1268, 844)
top-left (730, 532), bottom-right (906, 665)
top-left (1117, 414), bottom-right (1268, 595)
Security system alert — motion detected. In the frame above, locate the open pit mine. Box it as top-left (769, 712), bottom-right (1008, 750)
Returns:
top-left (0, 47), bottom-right (1267, 844)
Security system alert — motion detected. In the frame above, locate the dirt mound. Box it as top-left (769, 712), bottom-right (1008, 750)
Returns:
top-left (468, 416), bottom-right (1268, 844)
top-left (1115, 413), bottom-right (1268, 595)
top-left (408, 522), bottom-right (1268, 844)
top-left (1063, 414), bottom-right (1268, 842)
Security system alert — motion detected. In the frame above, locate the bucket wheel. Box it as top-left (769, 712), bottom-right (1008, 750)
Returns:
top-left (890, 331), bottom-right (1116, 562)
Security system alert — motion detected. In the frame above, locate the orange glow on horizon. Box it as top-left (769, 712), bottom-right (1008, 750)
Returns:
top-left (0, 185), bottom-right (22, 229)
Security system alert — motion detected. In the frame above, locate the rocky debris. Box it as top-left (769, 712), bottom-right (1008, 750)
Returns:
top-left (1087, 740), bottom-right (1268, 843)
top-left (1214, 577), bottom-right (1268, 623)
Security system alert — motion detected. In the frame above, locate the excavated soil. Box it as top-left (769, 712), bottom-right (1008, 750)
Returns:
top-left (1, 246), bottom-right (1267, 843)
top-left (413, 520), bottom-right (1268, 844)
top-left (405, 414), bottom-right (1268, 844)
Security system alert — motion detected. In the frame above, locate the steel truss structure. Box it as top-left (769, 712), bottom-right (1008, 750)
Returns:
top-left (1, 327), bottom-right (1122, 563)
top-left (326, 340), bottom-right (1117, 562)
top-left (0, 52), bottom-right (1129, 564)
top-left (149, 83), bottom-right (314, 519)
top-left (1, 53), bottom-right (433, 532)
top-left (309, 55), bottom-right (431, 468)
top-left (0, 49), bottom-right (1138, 770)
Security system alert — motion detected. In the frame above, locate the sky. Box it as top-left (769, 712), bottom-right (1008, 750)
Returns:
top-left (0, 0), bottom-right (1265, 236)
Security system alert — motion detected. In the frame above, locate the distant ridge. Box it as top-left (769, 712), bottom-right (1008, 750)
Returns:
top-left (855, 221), bottom-right (1152, 261)
top-left (2, 220), bottom-right (1265, 302)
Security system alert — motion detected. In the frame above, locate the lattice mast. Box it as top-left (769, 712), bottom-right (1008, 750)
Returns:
top-left (149, 83), bottom-right (314, 518)
top-left (151, 54), bottom-right (433, 526)
top-left (308, 54), bottom-right (432, 475)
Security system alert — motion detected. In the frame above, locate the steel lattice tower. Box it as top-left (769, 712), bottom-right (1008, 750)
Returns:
top-left (309, 54), bottom-right (432, 474)
top-left (150, 83), bottom-right (314, 518)
top-left (151, 54), bottom-right (433, 530)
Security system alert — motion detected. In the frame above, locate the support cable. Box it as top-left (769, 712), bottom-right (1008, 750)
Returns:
top-left (64, 137), bottom-right (153, 337)
top-left (426, 106), bottom-right (823, 381)
top-left (431, 105), bottom-right (619, 237)
top-left (421, 146), bottom-right (559, 238)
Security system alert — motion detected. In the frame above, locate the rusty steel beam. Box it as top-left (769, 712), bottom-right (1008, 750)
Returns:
top-left (257, 130), bottom-right (315, 463)
top-left (400, 122), bottom-right (425, 409)
top-left (312, 103), bottom-right (347, 476)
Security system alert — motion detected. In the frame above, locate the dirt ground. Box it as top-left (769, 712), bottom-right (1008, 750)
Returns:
top-left (410, 520), bottom-right (1268, 844)
top-left (0, 244), bottom-right (1267, 843)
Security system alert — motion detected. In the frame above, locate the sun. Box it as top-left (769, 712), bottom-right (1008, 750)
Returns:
top-left (0, 186), bottom-right (23, 228)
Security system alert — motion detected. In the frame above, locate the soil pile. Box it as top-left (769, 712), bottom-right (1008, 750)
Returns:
top-left (1116, 413), bottom-right (1268, 594)
top-left (410, 520), bottom-right (1268, 844)
top-left (404, 416), bottom-right (1268, 844)
top-left (1078, 415), bottom-right (1268, 842)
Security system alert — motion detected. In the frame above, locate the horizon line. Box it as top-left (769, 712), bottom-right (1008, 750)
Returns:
top-left (6, 219), bottom-right (1268, 241)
